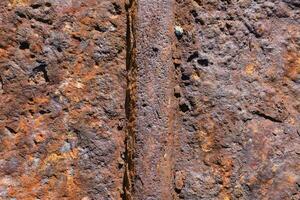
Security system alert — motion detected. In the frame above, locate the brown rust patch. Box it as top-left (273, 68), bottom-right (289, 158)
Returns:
top-left (285, 51), bottom-right (300, 82)
top-left (9, 0), bottom-right (30, 7)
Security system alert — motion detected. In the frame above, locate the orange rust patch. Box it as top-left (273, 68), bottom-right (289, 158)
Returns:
top-left (285, 51), bottom-right (300, 81)
top-left (33, 96), bottom-right (49, 104)
top-left (42, 149), bottom-right (79, 165)
top-left (0, 48), bottom-right (8, 58)
top-left (33, 132), bottom-right (46, 143)
top-left (223, 196), bottom-right (231, 200)
top-left (66, 170), bottom-right (82, 198)
top-left (17, 117), bottom-right (29, 133)
top-left (80, 17), bottom-right (94, 26)
top-left (219, 157), bottom-right (234, 199)
top-left (198, 130), bottom-right (214, 152)
top-left (9, 0), bottom-right (29, 6)
top-left (245, 63), bottom-right (256, 75)
top-left (286, 173), bottom-right (296, 184)
top-left (82, 66), bottom-right (102, 82)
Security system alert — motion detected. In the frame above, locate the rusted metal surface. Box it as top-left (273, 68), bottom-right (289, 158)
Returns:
top-left (128, 0), bottom-right (176, 199)
top-left (0, 0), bottom-right (299, 200)
top-left (0, 0), bottom-right (126, 199)
top-left (172, 1), bottom-right (300, 199)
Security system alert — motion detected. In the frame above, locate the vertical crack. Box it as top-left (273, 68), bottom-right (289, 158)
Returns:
top-left (122, 0), bottom-right (137, 199)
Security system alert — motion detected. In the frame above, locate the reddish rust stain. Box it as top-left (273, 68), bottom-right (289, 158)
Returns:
top-left (285, 51), bottom-right (300, 82)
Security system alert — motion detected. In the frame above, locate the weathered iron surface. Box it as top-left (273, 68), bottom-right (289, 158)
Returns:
top-left (0, 0), bottom-right (126, 199)
top-left (0, 0), bottom-right (299, 200)
top-left (128, 0), bottom-right (175, 199)
top-left (172, 1), bottom-right (300, 199)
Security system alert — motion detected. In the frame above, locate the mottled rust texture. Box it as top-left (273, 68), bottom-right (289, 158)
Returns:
top-left (0, 0), bottom-right (300, 200)
top-left (172, 0), bottom-right (300, 199)
top-left (0, 0), bottom-right (126, 199)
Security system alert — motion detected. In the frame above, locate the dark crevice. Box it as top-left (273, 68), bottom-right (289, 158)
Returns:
top-left (39, 110), bottom-right (50, 115)
top-left (187, 51), bottom-right (199, 62)
top-left (34, 17), bottom-right (53, 25)
top-left (112, 3), bottom-right (122, 15)
top-left (5, 126), bottom-right (17, 134)
top-left (45, 2), bottom-right (52, 7)
top-left (0, 76), bottom-right (4, 90)
top-left (251, 111), bottom-right (283, 123)
top-left (72, 35), bottom-right (83, 42)
top-left (30, 4), bottom-right (42, 9)
top-left (190, 10), bottom-right (198, 17)
top-left (122, 1), bottom-right (136, 200)
top-left (179, 103), bottom-right (190, 112)
top-left (15, 11), bottom-right (27, 18)
top-left (197, 58), bottom-right (209, 66)
top-left (57, 47), bottom-right (62, 52)
top-left (31, 63), bottom-right (50, 82)
top-left (94, 24), bottom-right (108, 32)
top-left (181, 73), bottom-right (190, 81)
top-left (152, 47), bottom-right (159, 52)
top-left (19, 41), bottom-right (30, 50)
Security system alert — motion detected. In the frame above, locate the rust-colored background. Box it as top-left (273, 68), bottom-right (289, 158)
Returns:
top-left (0, 0), bottom-right (299, 200)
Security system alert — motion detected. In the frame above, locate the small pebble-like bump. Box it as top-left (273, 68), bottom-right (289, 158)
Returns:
top-left (175, 26), bottom-right (183, 38)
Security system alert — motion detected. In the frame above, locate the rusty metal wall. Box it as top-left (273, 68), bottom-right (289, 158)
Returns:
top-left (0, 0), bottom-right (299, 200)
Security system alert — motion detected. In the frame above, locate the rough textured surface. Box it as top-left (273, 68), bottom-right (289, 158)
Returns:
top-left (130, 0), bottom-right (175, 199)
top-left (0, 0), bottom-right (126, 199)
top-left (0, 0), bottom-right (299, 200)
top-left (172, 0), bottom-right (300, 199)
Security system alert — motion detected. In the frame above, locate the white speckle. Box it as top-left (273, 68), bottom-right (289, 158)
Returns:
top-left (75, 81), bottom-right (84, 89)
top-left (32, 158), bottom-right (40, 168)
top-left (109, 25), bottom-right (117, 32)
top-left (175, 26), bottom-right (183, 37)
